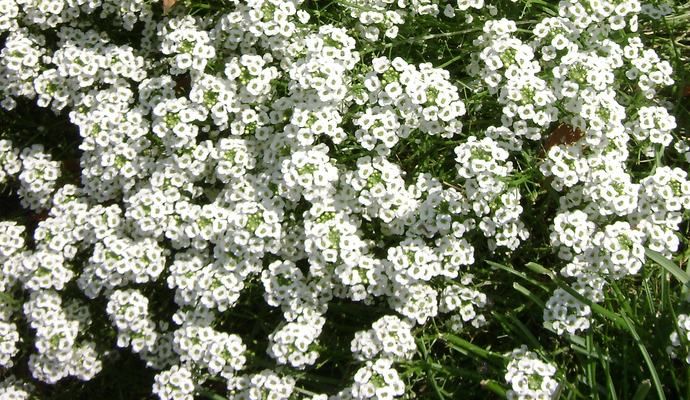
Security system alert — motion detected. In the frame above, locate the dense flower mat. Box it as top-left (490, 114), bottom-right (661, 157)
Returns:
top-left (0, 0), bottom-right (689, 398)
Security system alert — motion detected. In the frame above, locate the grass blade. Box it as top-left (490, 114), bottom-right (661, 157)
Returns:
top-left (631, 380), bottom-right (651, 400)
top-left (585, 334), bottom-right (599, 400)
top-left (554, 282), bottom-right (626, 329)
top-left (441, 333), bottom-right (504, 364)
top-left (481, 379), bottom-right (507, 398)
top-left (487, 260), bottom-right (549, 291)
top-left (621, 314), bottom-right (665, 400)
top-left (513, 282), bottom-right (546, 309)
top-left (610, 283), bottom-right (666, 400)
top-left (599, 345), bottom-right (617, 400)
top-left (646, 249), bottom-right (690, 287)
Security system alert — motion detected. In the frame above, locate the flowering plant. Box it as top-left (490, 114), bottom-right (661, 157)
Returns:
top-left (0, 0), bottom-right (689, 398)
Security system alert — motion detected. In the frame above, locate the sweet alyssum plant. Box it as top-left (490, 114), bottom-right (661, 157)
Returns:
top-left (0, 0), bottom-right (689, 398)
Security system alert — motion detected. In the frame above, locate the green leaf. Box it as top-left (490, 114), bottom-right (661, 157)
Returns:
top-left (441, 333), bottom-right (504, 364)
top-left (196, 389), bottom-right (226, 400)
top-left (480, 379), bottom-right (507, 398)
top-left (611, 283), bottom-right (666, 400)
top-left (620, 314), bottom-right (665, 400)
top-left (525, 262), bottom-right (555, 278)
top-left (487, 260), bottom-right (549, 291)
top-left (585, 334), bottom-right (599, 400)
top-left (513, 282), bottom-right (546, 309)
top-left (646, 248), bottom-right (690, 287)
top-left (492, 312), bottom-right (542, 351)
top-left (631, 380), bottom-right (651, 400)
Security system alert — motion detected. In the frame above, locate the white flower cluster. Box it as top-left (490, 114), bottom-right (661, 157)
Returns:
top-left (622, 37), bottom-right (674, 99)
top-left (558, 0), bottom-right (641, 31)
top-left (328, 358), bottom-right (407, 400)
top-left (23, 290), bottom-right (102, 383)
top-left (0, 319), bottom-right (19, 368)
top-left (0, 222), bottom-right (24, 370)
top-left (0, 376), bottom-right (33, 400)
top-left (636, 167), bottom-right (690, 252)
top-left (20, 249), bottom-right (73, 292)
top-left (342, 0), bottom-right (406, 41)
top-left (99, 0), bottom-right (152, 30)
top-left (543, 287), bottom-right (592, 335)
top-left (355, 57), bottom-right (466, 152)
top-left (504, 346), bottom-right (559, 400)
top-left (0, 19), bottom-right (485, 396)
top-left (106, 289), bottom-right (158, 353)
top-left (347, 358), bottom-right (405, 400)
top-left (260, 260), bottom-right (332, 369)
top-left (337, 0), bottom-right (488, 41)
top-left (0, 140), bottom-right (21, 184)
top-left (0, 0), bottom-right (152, 35)
top-left (0, 29), bottom-right (46, 110)
top-left (153, 364), bottom-right (196, 400)
top-left (0, 221), bottom-right (25, 293)
top-left (159, 16), bottom-right (216, 75)
top-left (16, 145), bottom-right (61, 211)
top-left (167, 250), bottom-right (244, 312)
top-left (463, 0), bottom-right (687, 336)
top-left (439, 274), bottom-right (488, 331)
top-left (173, 325), bottom-right (246, 379)
top-left (469, 19), bottom-right (558, 142)
top-left (31, 185), bottom-right (91, 258)
top-left (268, 314), bottom-right (324, 369)
top-left (345, 156), bottom-right (413, 229)
top-left (351, 315), bottom-right (416, 361)
top-left (454, 135), bottom-right (529, 250)
top-left (280, 143), bottom-right (339, 202)
top-left (80, 234), bottom-right (166, 297)
top-left (544, 165), bottom-right (690, 334)
top-left (630, 105), bottom-right (677, 146)
top-left (640, 1), bottom-right (674, 19)
top-left (668, 314), bottom-right (690, 364)
top-left (227, 369), bottom-right (296, 400)
top-left (338, 0), bottom-right (497, 40)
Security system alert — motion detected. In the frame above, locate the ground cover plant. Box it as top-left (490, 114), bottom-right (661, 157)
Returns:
top-left (0, 0), bottom-right (689, 398)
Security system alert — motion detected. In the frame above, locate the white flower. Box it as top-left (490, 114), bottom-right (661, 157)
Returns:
top-left (505, 346), bottom-right (559, 400)
top-left (153, 365), bottom-right (195, 400)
